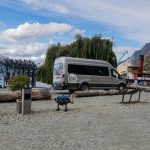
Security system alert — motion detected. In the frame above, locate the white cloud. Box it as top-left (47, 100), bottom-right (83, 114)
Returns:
top-left (0, 22), bottom-right (85, 63)
top-left (114, 46), bottom-right (140, 61)
top-left (71, 29), bottom-right (85, 36)
top-left (19, 0), bottom-right (69, 14)
top-left (63, 0), bottom-right (150, 44)
top-left (14, 0), bottom-right (150, 44)
top-left (2, 1), bottom-right (149, 44)
top-left (0, 42), bottom-right (48, 62)
top-left (0, 42), bottom-right (47, 56)
top-left (0, 22), bottom-right (73, 42)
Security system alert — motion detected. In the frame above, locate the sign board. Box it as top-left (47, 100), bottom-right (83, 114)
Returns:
top-left (68, 74), bottom-right (78, 83)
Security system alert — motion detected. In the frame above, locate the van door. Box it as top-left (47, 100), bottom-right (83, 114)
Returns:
top-left (91, 66), bottom-right (112, 89)
top-left (109, 69), bottom-right (121, 87)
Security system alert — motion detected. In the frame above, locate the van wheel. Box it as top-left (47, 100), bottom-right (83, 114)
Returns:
top-left (69, 90), bottom-right (74, 94)
top-left (118, 84), bottom-right (125, 91)
top-left (80, 84), bottom-right (89, 91)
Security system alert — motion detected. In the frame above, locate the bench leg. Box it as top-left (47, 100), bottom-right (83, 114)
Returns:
top-left (138, 91), bottom-right (141, 101)
top-left (121, 93), bottom-right (125, 103)
top-left (129, 94), bottom-right (133, 103)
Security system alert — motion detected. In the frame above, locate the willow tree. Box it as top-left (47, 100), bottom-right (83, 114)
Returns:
top-left (82, 37), bottom-right (91, 58)
top-left (72, 34), bottom-right (117, 66)
top-left (36, 65), bottom-right (47, 82)
top-left (58, 44), bottom-right (72, 57)
top-left (71, 34), bottom-right (83, 57)
top-left (44, 44), bottom-right (60, 83)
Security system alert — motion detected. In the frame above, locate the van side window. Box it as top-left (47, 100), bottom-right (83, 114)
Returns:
top-left (68, 64), bottom-right (91, 75)
top-left (68, 64), bottom-right (109, 76)
top-left (93, 66), bottom-right (109, 76)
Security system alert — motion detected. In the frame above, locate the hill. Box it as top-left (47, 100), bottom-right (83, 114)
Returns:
top-left (117, 43), bottom-right (150, 74)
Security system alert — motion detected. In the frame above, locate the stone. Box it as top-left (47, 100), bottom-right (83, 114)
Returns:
top-left (0, 92), bottom-right (17, 102)
top-left (32, 88), bottom-right (51, 100)
top-left (0, 88), bottom-right (51, 102)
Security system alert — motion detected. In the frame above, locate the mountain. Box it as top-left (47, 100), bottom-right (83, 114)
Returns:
top-left (131, 43), bottom-right (150, 66)
top-left (117, 42), bottom-right (150, 74)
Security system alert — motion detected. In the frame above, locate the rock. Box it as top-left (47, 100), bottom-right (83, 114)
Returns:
top-left (74, 89), bottom-right (141, 97)
top-left (32, 88), bottom-right (51, 100)
top-left (75, 91), bottom-right (104, 97)
top-left (0, 88), bottom-right (52, 102)
top-left (0, 92), bottom-right (17, 102)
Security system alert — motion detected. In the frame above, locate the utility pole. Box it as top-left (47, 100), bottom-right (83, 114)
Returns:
top-left (116, 51), bottom-right (128, 66)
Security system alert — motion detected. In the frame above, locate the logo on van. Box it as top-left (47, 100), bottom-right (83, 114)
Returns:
top-left (68, 74), bottom-right (78, 83)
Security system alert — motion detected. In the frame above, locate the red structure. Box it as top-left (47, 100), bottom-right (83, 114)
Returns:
top-left (138, 55), bottom-right (144, 76)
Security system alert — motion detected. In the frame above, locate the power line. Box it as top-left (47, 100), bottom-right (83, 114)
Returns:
top-left (117, 50), bottom-right (128, 65)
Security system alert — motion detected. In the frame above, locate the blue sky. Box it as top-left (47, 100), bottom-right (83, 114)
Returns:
top-left (0, 0), bottom-right (149, 63)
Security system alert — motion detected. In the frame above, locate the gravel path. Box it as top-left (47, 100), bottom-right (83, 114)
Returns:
top-left (0, 92), bottom-right (150, 150)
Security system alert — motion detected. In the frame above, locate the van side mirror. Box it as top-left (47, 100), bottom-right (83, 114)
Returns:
top-left (118, 75), bottom-right (122, 79)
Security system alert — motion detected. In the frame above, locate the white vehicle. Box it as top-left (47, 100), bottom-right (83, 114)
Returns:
top-left (52, 57), bottom-right (127, 92)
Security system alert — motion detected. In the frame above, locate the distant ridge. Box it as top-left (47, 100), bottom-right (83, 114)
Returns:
top-left (117, 42), bottom-right (150, 74)
top-left (119, 42), bottom-right (150, 66)
top-left (131, 43), bottom-right (150, 65)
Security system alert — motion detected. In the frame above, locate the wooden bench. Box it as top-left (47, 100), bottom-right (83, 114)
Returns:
top-left (121, 87), bottom-right (144, 103)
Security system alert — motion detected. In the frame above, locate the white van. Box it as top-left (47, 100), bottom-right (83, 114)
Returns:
top-left (52, 57), bottom-right (127, 92)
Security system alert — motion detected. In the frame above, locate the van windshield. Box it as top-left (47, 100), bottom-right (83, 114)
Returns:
top-left (111, 69), bottom-right (120, 78)
top-left (54, 63), bottom-right (63, 75)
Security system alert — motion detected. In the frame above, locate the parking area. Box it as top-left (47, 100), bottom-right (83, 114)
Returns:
top-left (0, 91), bottom-right (150, 150)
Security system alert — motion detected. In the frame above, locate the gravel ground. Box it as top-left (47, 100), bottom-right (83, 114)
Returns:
top-left (0, 91), bottom-right (150, 150)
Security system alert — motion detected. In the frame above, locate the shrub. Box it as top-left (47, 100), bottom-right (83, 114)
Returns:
top-left (8, 75), bottom-right (30, 91)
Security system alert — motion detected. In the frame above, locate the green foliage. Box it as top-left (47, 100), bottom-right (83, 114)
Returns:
top-left (37, 34), bottom-right (117, 83)
top-left (36, 65), bottom-right (46, 82)
top-left (8, 75), bottom-right (30, 91)
top-left (44, 44), bottom-right (60, 84)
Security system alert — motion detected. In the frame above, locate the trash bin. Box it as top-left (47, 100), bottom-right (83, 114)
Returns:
top-left (22, 88), bottom-right (32, 115)
top-left (16, 99), bottom-right (22, 114)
